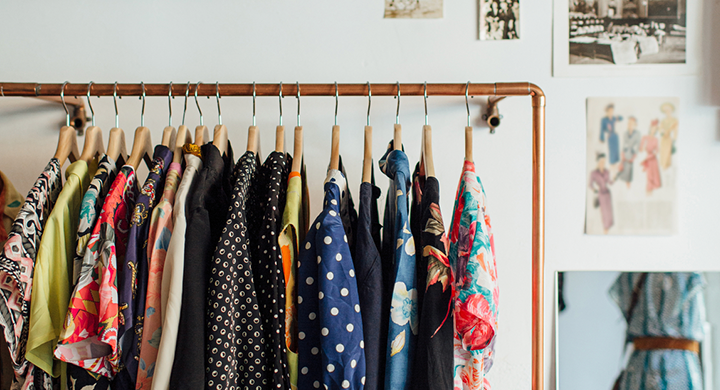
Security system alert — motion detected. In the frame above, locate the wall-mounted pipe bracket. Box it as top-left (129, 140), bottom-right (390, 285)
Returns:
top-left (483, 96), bottom-right (506, 134)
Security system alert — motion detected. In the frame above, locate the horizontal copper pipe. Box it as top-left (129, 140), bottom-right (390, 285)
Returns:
top-left (0, 82), bottom-right (538, 97)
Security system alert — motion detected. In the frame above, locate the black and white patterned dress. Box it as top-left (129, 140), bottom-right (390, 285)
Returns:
top-left (251, 151), bottom-right (291, 389)
top-left (206, 151), bottom-right (268, 390)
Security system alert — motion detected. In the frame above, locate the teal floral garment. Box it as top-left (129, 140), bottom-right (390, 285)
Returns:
top-left (379, 143), bottom-right (418, 390)
top-left (448, 160), bottom-right (498, 390)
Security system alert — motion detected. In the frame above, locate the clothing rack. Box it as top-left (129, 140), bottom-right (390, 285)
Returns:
top-left (0, 81), bottom-right (546, 390)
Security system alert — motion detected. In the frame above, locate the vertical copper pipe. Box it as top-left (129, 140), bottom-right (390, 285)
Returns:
top-left (530, 85), bottom-right (546, 390)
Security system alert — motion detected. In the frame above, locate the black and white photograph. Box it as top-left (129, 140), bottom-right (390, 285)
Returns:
top-left (479, 0), bottom-right (520, 40)
top-left (384, 0), bottom-right (443, 18)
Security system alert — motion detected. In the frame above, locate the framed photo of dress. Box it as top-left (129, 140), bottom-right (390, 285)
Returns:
top-left (585, 97), bottom-right (679, 235)
top-left (553, 0), bottom-right (701, 77)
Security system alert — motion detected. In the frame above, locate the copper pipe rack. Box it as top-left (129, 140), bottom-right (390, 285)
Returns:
top-left (0, 81), bottom-right (546, 390)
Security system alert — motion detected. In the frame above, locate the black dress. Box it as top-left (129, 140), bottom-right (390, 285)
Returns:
top-left (170, 143), bottom-right (234, 390)
top-left (206, 150), bottom-right (268, 390)
top-left (250, 151), bottom-right (291, 389)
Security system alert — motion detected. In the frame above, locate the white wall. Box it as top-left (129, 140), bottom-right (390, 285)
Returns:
top-left (1, 1), bottom-right (719, 389)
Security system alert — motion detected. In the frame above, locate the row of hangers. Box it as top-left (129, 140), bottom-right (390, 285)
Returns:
top-left (52, 81), bottom-right (476, 186)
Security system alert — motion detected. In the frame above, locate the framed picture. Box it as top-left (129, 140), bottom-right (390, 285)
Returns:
top-left (384, 0), bottom-right (443, 18)
top-left (479, 0), bottom-right (520, 40)
top-left (553, 0), bottom-right (700, 77)
top-left (585, 97), bottom-right (679, 235)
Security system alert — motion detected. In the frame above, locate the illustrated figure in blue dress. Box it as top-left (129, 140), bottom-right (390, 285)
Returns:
top-left (600, 104), bottom-right (623, 168)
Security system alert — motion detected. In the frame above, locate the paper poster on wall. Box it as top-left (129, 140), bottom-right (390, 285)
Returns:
top-left (585, 97), bottom-right (679, 235)
top-left (384, 0), bottom-right (443, 18)
top-left (553, 0), bottom-right (699, 77)
top-left (479, 0), bottom-right (520, 40)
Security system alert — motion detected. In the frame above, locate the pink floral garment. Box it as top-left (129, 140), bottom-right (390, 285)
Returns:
top-left (448, 161), bottom-right (498, 390)
top-left (54, 166), bottom-right (137, 378)
top-left (135, 162), bottom-right (181, 390)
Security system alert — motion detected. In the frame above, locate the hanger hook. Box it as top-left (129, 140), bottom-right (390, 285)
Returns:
top-left (367, 82), bottom-right (371, 127)
top-left (466, 81), bottom-right (471, 127)
top-left (182, 82), bottom-right (189, 126)
top-left (216, 82), bottom-right (222, 125)
top-left (296, 82), bottom-right (301, 127)
top-left (424, 81), bottom-right (428, 126)
top-left (279, 81), bottom-right (283, 126)
top-left (1, 86), bottom-right (4, 97)
top-left (61, 81), bottom-right (70, 127)
top-left (140, 82), bottom-right (146, 127)
top-left (113, 82), bottom-right (119, 128)
top-left (86, 81), bottom-right (95, 126)
top-left (395, 81), bottom-right (400, 125)
top-left (168, 82), bottom-right (173, 127)
top-left (195, 81), bottom-right (203, 126)
top-left (252, 82), bottom-right (256, 127)
top-left (334, 82), bottom-right (339, 126)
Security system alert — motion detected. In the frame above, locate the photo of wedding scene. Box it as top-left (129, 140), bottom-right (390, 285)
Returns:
top-left (384, 0), bottom-right (443, 18)
top-left (585, 97), bottom-right (679, 235)
top-left (569, 0), bottom-right (686, 65)
top-left (479, 0), bottom-right (520, 40)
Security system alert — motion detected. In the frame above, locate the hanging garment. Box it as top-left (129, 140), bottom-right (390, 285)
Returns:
top-left (297, 169), bottom-right (366, 390)
top-left (0, 159), bottom-right (61, 389)
top-left (170, 142), bottom-right (233, 390)
top-left (353, 167), bottom-right (383, 390)
top-left (449, 160), bottom-right (498, 390)
top-left (135, 161), bottom-right (182, 390)
top-left (206, 151), bottom-right (267, 390)
top-left (54, 166), bottom-right (138, 379)
top-left (278, 162), bottom-right (310, 390)
top-left (251, 151), bottom-right (291, 389)
top-left (26, 158), bottom-right (97, 382)
top-left (379, 144), bottom-right (417, 390)
top-left (152, 150), bottom-right (202, 390)
top-left (410, 165), bottom-right (453, 390)
top-left (0, 170), bottom-right (24, 247)
top-left (337, 157), bottom-right (358, 258)
top-left (610, 272), bottom-right (705, 390)
top-left (116, 145), bottom-right (172, 388)
top-left (66, 155), bottom-right (118, 390)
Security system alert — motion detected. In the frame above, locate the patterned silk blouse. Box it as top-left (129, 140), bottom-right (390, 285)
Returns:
top-left (0, 169), bottom-right (24, 248)
top-left (278, 165), bottom-right (309, 390)
top-left (448, 160), bottom-right (498, 390)
top-left (379, 144), bottom-right (418, 390)
top-left (152, 153), bottom-right (202, 390)
top-left (0, 159), bottom-right (61, 389)
top-left (410, 167), bottom-right (453, 390)
top-left (206, 151), bottom-right (268, 390)
top-left (116, 146), bottom-right (172, 388)
top-left (55, 166), bottom-right (138, 379)
top-left (297, 169), bottom-right (366, 390)
top-left (135, 161), bottom-right (182, 390)
top-left (251, 151), bottom-right (291, 389)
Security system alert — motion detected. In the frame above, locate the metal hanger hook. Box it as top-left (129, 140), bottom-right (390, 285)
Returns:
top-left (1, 86), bottom-right (4, 97)
top-left (61, 81), bottom-right (70, 127)
top-left (367, 82), bottom-right (371, 127)
top-left (465, 81), bottom-right (471, 127)
top-left (168, 82), bottom-right (173, 127)
top-left (216, 82), bottom-right (222, 125)
top-left (279, 81), bottom-right (283, 126)
top-left (296, 82), bottom-right (301, 127)
top-left (334, 81), bottom-right (339, 126)
top-left (86, 81), bottom-right (95, 126)
top-left (252, 82), bottom-right (256, 127)
top-left (113, 82), bottom-right (119, 128)
top-left (195, 81), bottom-right (203, 126)
top-left (424, 81), bottom-right (428, 126)
top-left (182, 82), bottom-right (189, 126)
top-left (140, 82), bottom-right (146, 127)
top-left (395, 81), bottom-right (401, 125)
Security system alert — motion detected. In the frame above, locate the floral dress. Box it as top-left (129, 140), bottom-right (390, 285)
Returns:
top-left (54, 166), bottom-right (138, 379)
top-left (379, 144), bottom-right (417, 390)
top-left (0, 159), bottom-right (61, 390)
top-left (448, 161), bottom-right (498, 390)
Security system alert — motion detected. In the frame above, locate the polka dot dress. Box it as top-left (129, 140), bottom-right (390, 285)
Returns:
top-left (251, 151), bottom-right (292, 389)
top-left (206, 151), bottom-right (268, 390)
top-left (297, 169), bottom-right (366, 390)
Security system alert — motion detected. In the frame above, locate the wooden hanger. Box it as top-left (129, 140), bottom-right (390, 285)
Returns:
top-left (53, 125), bottom-right (80, 166)
top-left (292, 125), bottom-right (303, 172)
top-left (106, 82), bottom-right (128, 164)
top-left (247, 125), bottom-right (259, 154)
top-left (423, 124), bottom-right (435, 177)
top-left (330, 124), bottom-right (340, 171)
top-left (275, 125), bottom-right (284, 153)
top-left (362, 125), bottom-right (372, 183)
top-left (212, 83), bottom-right (228, 156)
top-left (193, 82), bottom-right (209, 146)
top-left (394, 82), bottom-right (402, 151)
top-left (162, 126), bottom-right (177, 149)
top-left (126, 85), bottom-right (153, 170)
top-left (79, 125), bottom-right (105, 163)
top-left (172, 125), bottom-right (192, 164)
top-left (465, 125), bottom-right (473, 163)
